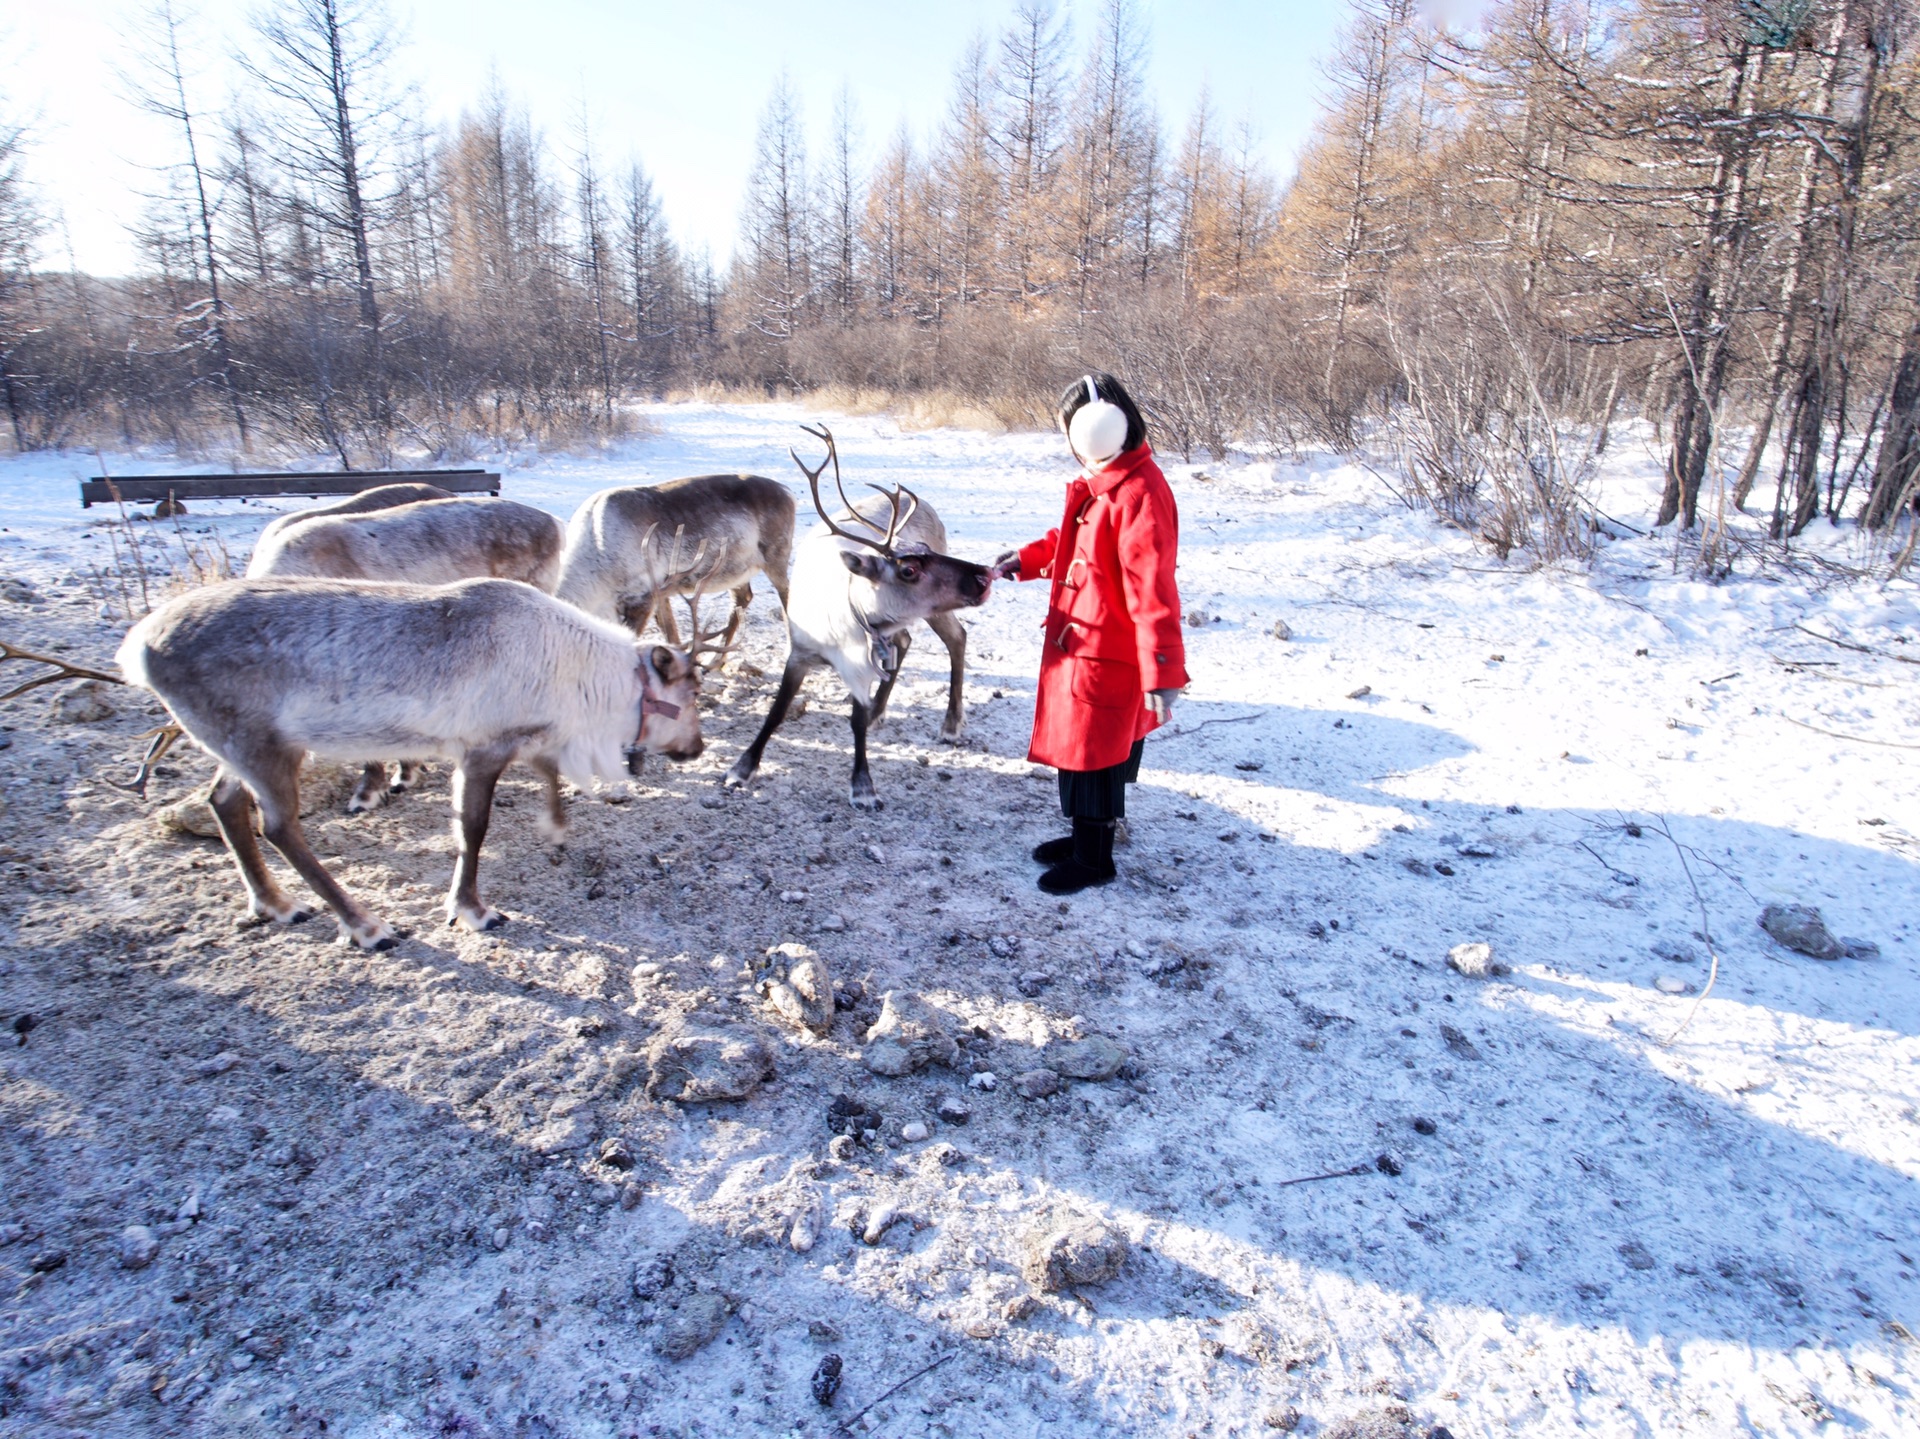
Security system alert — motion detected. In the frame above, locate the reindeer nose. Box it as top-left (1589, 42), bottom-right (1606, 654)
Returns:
top-left (962, 570), bottom-right (990, 600)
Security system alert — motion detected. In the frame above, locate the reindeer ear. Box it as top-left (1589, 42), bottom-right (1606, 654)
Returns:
top-left (839, 550), bottom-right (886, 581)
top-left (649, 644), bottom-right (690, 683)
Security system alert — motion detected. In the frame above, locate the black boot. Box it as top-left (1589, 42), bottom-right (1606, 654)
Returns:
top-left (1038, 819), bottom-right (1116, 895)
top-left (1031, 834), bottom-right (1074, 864)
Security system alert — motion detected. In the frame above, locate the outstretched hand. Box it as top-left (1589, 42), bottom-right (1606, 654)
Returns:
top-left (1146, 688), bottom-right (1180, 723)
top-left (989, 550), bottom-right (1021, 581)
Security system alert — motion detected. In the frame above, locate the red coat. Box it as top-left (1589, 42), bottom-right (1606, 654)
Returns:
top-left (1013, 444), bottom-right (1188, 772)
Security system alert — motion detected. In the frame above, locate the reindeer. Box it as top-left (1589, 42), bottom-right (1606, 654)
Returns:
top-left (724, 425), bottom-right (992, 809)
top-left (253, 481), bottom-right (457, 550)
top-left (247, 495), bottom-right (568, 811)
top-left (116, 577), bottom-right (707, 949)
top-left (248, 495), bottom-right (565, 590)
top-left (554, 474), bottom-right (795, 650)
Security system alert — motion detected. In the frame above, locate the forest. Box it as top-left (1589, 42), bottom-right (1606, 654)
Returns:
top-left (1, 0), bottom-right (1917, 565)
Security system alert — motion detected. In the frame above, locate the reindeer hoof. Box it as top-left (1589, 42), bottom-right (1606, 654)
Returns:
top-left (723, 765), bottom-right (753, 790)
top-left (448, 905), bottom-right (506, 933)
top-left (937, 726), bottom-right (965, 745)
top-left (849, 790), bottom-right (882, 812)
top-left (289, 909), bottom-right (312, 925)
top-left (346, 791), bottom-right (387, 815)
top-left (341, 920), bottom-right (397, 950)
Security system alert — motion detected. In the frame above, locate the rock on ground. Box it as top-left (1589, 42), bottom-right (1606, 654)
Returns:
top-left (862, 991), bottom-right (958, 1075)
top-left (652, 1292), bottom-right (729, 1360)
top-left (51, 680), bottom-right (114, 723)
top-left (1759, 903), bottom-right (1844, 960)
top-left (1022, 1218), bottom-right (1129, 1292)
top-left (1043, 1036), bottom-right (1128, 1081)
top-left (1445, 941), bottom-right (1508, 978)
top-left (761, 942), bottom-right (834, 1036)
top-left (644, 1023), bottom-right (775, 1104)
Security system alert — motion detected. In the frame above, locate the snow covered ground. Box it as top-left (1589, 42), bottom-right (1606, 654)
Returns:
top-left (0, 404), bottom-right (1916, 1438)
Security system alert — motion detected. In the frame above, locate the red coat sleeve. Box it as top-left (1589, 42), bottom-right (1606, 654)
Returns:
top-left (1016, 530), bottom-right (1059, 581)
top-left (1114, 481), bottom-right (1187, 692)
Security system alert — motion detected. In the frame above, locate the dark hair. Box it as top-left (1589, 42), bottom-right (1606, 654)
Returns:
top-left (1057, 371), bottom-right (1149, 456)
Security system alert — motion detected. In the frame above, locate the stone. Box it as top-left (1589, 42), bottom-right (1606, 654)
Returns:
top-left (1843, 937), bottom-right (1881, 960)
top-left (51, 680), bottom-right (114, 723)
top-left (861, 1037), bottom-right (917, 1078)
top-left (597, 1136), bottom-right (635, 1170)
top-left (1758, 903), bottom-right (1844, 960)
top-left (1002, 1293), bottom-right (1038, 1322)
top-left (1323, 1409), bottom-right (1421, 1439)
top-left (0, 578), bottom-right (43, 605)
top-left (811, 1353), bottom-right (843, 1406)
top-left (936, 1097), bottom-right (972, 1125)
top-left (968, 1071), bottom-right (997, 1091)
top-left (620, 1183), bottom-right (645, 1210)
top-left (1264, 1405), bottom-right (1302, 1431)
top-left (1270, 619), bottom-right (1292, 641)
top-left (789, 1188), bottom-right (825, 1253)
top-left (1185, 609), bottom-right (1212, 628)
top-left (117, 1226), bottom-right (159, 1270)
top-left (989, 936), bottom-right (1019, 959)
top-left (862, 1203), bottom-right (906, 1246)
top-left (826, 1135), bottom-right (856, 1161)
top-left (1445, 942), bottom-right (1508, 979)
top-left (818, 913), bottom-right (847, 932)
top-left (156, 795), bottom-right (226, 840)
top-left (644, 1023), bottom-right (775, 1104)
top-left (1021, 1218), bottom-right (1129, 1292)
top-left (1043, 1036), bottom-right (1128, 1081)
top-left (760, 943), bottom-right (834, 1037)
top-left (899, 1120), bottom-right (929, 1143)
top-left (1438, 1025), bottom-right (1481, 1060)
top-left (191, 1051), bottom-right (239, 1078)
top-left (1347, 685), bottom-right (1372, 700)
top-left (861, 991), bottom-right (958, 1073)
top-left (1654, 975), bottom-right (1694, 995)
top-left (1411, 1116), bottom-right (1437, 1136)
top-left (652, 1292), bottom-right (728, 1360)
top-left (1016, 970), bottom-right (1052, 997)
top-left (1651, 940), bottom-right (1699, 964)
top-left (1014, 1069), bottom-right (1060, 1099)
top-left (632, 1255), bottom-right (675, 1300)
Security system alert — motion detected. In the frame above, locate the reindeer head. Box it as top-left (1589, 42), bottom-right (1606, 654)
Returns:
top-left (629, 644), bottom-right (704, 771)
top-left (792, 424), bottom-right (993, 619)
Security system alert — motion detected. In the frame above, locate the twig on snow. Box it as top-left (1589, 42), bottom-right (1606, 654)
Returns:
top-left (1791, 623), bottom-right (1919, 667)
top-left (1781, 715), bottom-right (1920, 750)
top-left (1269, 1162), bottom-right (1374, 1190)
top-left (1148, 712), bottom-right (1264, 742)
top-left (833, 1352), bottom-right (955, 1435)
top-left (1647, 814), bottom-right (1722, 1047)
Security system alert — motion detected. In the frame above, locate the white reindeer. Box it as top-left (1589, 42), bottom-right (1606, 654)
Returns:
top-left (117, 577), bottom-right (705, 949)
top-left (724, 425), bottom-right (992, 809)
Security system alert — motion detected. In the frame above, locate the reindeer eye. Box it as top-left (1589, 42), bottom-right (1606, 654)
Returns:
top-left (899, 563), bottom-right (921, 582)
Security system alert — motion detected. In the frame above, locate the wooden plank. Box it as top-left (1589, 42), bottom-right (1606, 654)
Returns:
top-left (79, 470), bottom-right (501, 508)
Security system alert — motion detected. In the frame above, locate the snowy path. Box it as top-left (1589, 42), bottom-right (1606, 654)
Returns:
top-left (0, 405), bottom-right (1915, 1437)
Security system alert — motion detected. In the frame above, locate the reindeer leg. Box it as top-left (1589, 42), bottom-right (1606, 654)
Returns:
top-left (446, 745), bottom-right (514, 932)
top-left (927, 611), bottom-right (969, 742)
top-left (868, 630), bottom-right (912, 731)
top-left (720, 582), bottom-right (754, 650)
top-left (391, 762), bottom-right (422, 793)
top-left (347, 761), bottom-right (393, 813)
top-left (208, 766), bottom-right (310, 927)
top-left (849, 696), bottom-right (880, 811)
top-left (244, 749), bottom-right (395, 950)
top-left (529, 756), bottom-right (568, 847)
top-left (617, 592), bottom-right (655, 639)
top-left (725, 657), bottom-right (812, 790)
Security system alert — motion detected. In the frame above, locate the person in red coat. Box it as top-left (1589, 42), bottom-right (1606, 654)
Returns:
top-left (992, 372), bottom-right (1188, 894)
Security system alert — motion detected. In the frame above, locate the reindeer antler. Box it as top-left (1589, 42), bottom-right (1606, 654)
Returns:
top-left (103, 722), bottom-right (186, 799)
top-left (1, 641), bottom-right (123, 703)
top-left (790, 423), bottom-right (920, 557)
top-left (677, 559), bottom-right (730, 671)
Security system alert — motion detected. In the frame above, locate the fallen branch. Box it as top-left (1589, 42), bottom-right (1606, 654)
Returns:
top-left (1269, 1162), bottom-right (1373, 1190)
top-left (1781, 715), bottom-right (1920, 750)
top-left (1148, 712), bottom-right (1263, 742)
top-left (1648, 815), bottom-right (1721, 1047)
top-left (833, 1351), bottom-right (954, 1435)
top-left (1792, 623), bottom-right (1919, 667)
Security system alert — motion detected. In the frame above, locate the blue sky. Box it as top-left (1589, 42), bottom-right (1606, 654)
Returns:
top-left (3, 1), bottom-right (1355, 277)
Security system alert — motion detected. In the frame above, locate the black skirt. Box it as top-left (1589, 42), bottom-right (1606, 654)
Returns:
top-left (1057, 739), bottom-right (1145, 821)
